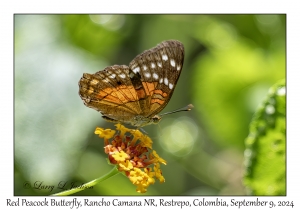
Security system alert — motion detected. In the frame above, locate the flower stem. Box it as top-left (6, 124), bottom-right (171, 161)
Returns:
top-left (52, 166), bottom-right (120, 196)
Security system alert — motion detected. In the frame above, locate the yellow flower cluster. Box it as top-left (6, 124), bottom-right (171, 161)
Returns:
top-left (95, 124), bottom-right (166, 193)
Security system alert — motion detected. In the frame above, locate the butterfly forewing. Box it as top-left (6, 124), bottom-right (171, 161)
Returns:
top-left (128, 40), bottom-right (184, 117)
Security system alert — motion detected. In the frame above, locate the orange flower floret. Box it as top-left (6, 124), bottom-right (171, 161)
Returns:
top-left (154, 163), bottom-right (165, 183)
top-left (112, 151), bottom-right (130, 162)
top-left (95, 127), bottom-right (116, 145)
top-left (115, 123), bottom-right (131, 137)
top-left (95, 127), bottom-right (116, 139)
top-left (140, 135), bottom-right (153, 149)
top-left (129, 129), bottom-right (145, 145)
top-left (95, 123), bottom-right (166, 193)
top-left (152, 150), bottom-right (167, 165)
top-left (127, 167), bottom-right (155, 193)
top-left (119, 160), bottom-right (133, 171)
top-left (144, 168), bottom-right (155, 185)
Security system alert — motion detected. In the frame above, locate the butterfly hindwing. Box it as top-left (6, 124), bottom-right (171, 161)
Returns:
top-left (79, 65), bottom-right (143, 122)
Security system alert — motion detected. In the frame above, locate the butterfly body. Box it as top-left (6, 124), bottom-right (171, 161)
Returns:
top-left (79, 40), bottom-right (184, 127)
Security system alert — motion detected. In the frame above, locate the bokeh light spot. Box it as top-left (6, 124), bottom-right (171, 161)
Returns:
top-left (89, 15), bottom-right (125, 31)
top-left (159, 116), bottom-right (198, 157)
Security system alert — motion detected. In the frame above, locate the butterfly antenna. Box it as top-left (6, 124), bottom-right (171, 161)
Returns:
top-left (159, 104), bottom-right (194, 116)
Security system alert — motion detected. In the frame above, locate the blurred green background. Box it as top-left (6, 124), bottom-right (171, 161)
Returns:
top-left (14, 14), bottom-right (285, 195)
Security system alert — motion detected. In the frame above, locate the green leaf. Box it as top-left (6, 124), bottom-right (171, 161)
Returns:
top-left (244, 79), bottom-right (286, 195)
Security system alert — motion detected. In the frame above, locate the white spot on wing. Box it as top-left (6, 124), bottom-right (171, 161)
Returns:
top-left (90, 79), bottom-right (99, 85)
top-left (153, 73), bottom-right (159, 80)
top-left (159, 78), bottom-right (163, 83)
top-left (119, 73), bottom-right (126, 78)
top-left (157, 62), bottom-right (162, 67)
top-left (151, 63), bottom-right (156, 68)
top-left (144, 72), bottom-right (151, 78)
top-left (164, 77), bottom-right (169, 86)
top-left (177, 65), bottom-right (181, 71)
top-left (162, 54), bottom-right (168, 61)
top-left (133, 67), bottom-right (140, 73)
top-left (109, 74), bottom-right (116, 79)
top-left (143, 65), bottom-right (148, 71)
top-left (169, 83), bottom-right (173, 89)
top-left (170, 59), bottom-right (176, 67)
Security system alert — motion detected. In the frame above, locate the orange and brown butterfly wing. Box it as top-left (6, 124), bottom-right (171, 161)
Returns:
top-left (79, 65), bottom-right (144, 123)
top-left (129, 40), bottom-right (185, 117)
top-left (79, 40), bottom-right (184, 125)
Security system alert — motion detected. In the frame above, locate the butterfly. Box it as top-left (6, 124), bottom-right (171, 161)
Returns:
top-left (79, 40), bottom-right (192, 127)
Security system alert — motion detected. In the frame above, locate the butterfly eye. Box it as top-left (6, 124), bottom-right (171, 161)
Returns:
top-left (152, 115), bottom-right (161, 124)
